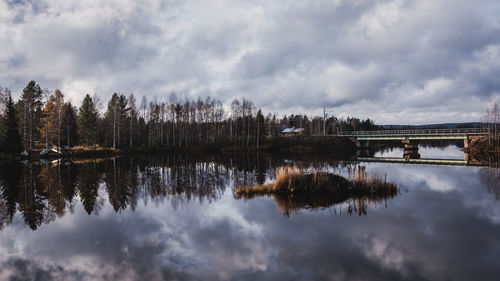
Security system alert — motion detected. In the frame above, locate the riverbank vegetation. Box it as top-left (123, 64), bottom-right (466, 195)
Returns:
top-left (465, 102), bottom-right (500, 159)
top-left (235, 165), bottom-right (397, 198)
top-left (0, 82), bottom-right (374, 159)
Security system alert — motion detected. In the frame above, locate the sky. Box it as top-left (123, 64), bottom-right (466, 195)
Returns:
top-left (1, 0), bottom-right (500, 124)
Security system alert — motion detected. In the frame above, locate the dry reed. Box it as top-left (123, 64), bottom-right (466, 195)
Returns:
top-left (235, 165), bottom-right (397, 198)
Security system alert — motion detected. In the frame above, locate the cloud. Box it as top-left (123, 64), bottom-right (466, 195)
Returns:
top-left (1, 0), bottom-right (500, 124)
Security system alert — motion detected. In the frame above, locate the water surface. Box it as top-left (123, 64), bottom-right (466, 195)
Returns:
top-left (0, 147), bottom-right (499, 280)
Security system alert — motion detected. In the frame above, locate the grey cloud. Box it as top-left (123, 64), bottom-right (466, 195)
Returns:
top-left (1, 0), bottom-right (500, 123)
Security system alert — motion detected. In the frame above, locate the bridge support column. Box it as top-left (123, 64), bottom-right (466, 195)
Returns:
top-left (402, 139), bottom-right (420, 159)
top-left (356, 140), bottom-right (370, 148)
top-left (464, 136), bottom-right (481, 148)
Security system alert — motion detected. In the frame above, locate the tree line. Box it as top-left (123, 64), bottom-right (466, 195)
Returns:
top-left (483, 102), bottom-right (500, 149)
top-left (0, 81), bottom-right (378, 155)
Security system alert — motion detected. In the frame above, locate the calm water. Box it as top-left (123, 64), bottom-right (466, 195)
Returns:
top-left (0, 146), bottom-right (499, 281)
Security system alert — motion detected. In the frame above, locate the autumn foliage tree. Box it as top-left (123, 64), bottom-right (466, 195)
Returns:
top-left (40, 89), bottom-right (65, 149)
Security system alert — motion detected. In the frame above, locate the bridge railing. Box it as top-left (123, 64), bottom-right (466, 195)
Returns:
top-left (338, 128), bottom-right (489, 136)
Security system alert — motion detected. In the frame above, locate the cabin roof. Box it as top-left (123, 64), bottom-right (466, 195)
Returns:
top-left (282, 127), bottom-right (305, 133)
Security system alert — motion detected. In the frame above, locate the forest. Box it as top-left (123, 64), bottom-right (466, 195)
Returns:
top-left (0, 81), bottom-right (378, 155)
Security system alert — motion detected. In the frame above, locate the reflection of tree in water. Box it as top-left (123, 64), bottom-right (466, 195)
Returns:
top-left (77, 160), bottom-right (102, 214)
top-left (104, 158), bottom-right (133, 212)
top-left (0, 153), bottom-right (366, 230)
top-left (39, 161), bottom-right (77, 217)
top-left (0, 154), bottom-right (235, 230)
top-left (19, 163), bottom-right (46, 230)
top-left (479, 164), bottom-right (500, 200)
top-left (273, 193), bottom-right (396, 217)
top-left (138, 155), bottom-right (228, 209)
top-left (0, 162), bottom-right (21, 230)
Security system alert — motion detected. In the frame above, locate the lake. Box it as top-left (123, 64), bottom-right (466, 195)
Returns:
top-left (0, 145), bottom-right (499, 280)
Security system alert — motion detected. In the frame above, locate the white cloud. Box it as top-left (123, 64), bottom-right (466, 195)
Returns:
top-left (1, 0), bottom-right (500, 124)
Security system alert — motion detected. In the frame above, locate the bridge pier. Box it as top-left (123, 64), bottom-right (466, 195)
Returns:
top-left (464, 136), bottom-right (481, 148)
top-left (402, 139), bottom-right (420, 159)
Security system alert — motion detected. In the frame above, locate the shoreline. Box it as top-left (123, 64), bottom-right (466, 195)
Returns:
top-left (0, 136), bottom-right (359, 162)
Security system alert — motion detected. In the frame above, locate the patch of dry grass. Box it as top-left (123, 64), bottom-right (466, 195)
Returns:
top-left (72, 145), bottom-right (116, 152)
top-left (235, 165), bottom-right (397, 198)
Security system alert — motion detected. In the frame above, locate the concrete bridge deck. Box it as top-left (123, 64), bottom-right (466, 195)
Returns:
top-left (339, 128), bottom-right (488, 150)
top-left (338, 128), bottom-right (488, 141)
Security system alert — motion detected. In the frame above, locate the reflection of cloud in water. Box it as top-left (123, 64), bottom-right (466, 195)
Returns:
top-left (0, 155), bottom-right (499, 280)
top-left (364, 163), bottom-right (478, 193)
top-left (401, 170), bottom-right (455, 192)
top-left (0, 195), bottom-right (273, 280)
top-left (376, 145), bottom-right (465, 159)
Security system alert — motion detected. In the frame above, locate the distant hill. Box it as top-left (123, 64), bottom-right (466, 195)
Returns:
top-left (381, 122), bottom-right (486, 129)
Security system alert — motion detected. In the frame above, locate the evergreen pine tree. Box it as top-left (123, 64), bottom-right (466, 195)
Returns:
top-left (17, 81), bottom-right (43, 151)
top-left (61, 102), bottom-right (78, 147)
top-left (78, 94), bottom-right (97, 146)
top-left (1, 95), bottom-right (23, 155)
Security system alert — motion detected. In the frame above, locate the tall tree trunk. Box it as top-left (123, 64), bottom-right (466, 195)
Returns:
top-left (113, 106), bottom-right (116, 149)
top-left (129, 116), bottom-right (133, 148)
top-left (117, 118), bottom-right (120, 148)
top-left (234, 120), bottom-right (237, 148)
top-left (23, 103), bottom-right (27, 151)
top-left (247, 116), bottom-right (250, 148)
top-left (29, 111), bottom-right (33, 150)
top-left (172, 122), bottom-right (175, 147)
top-left (45, 115), bottom-right (49, 150)
top-left (57, 109), bottom-right (61, 150)
top-left (67, 121), bottom-right (70, 148)
top-left (242, 116), bottom-right (245, 147)
top-left (257, 119), bottom-right (259, 149)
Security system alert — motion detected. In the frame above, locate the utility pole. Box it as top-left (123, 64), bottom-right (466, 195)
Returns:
top-left (323, 106), bottom-right (327, 136)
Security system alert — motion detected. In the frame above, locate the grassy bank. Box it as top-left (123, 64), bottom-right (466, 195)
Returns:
top-left (464, 136), bottom-right (500, 161)
top-left (3, 135), bottom-right (357, 162)
top-left (69, 146), bottom-right (178, 159)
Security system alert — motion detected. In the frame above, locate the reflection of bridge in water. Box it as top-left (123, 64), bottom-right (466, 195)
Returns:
top-left (340, 128), bottom-right (488, 159)
top-left (356, 156), bottom-right (485, 166)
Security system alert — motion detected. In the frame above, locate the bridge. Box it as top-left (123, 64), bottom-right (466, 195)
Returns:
top-left (339, 128), bottom-right (488, 146)
top-left (338, 128), bottom-right (489, 158)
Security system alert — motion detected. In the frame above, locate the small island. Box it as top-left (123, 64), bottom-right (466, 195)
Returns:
top-left (236, 165), bottom-right (399, 216)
